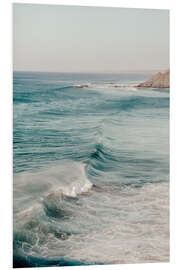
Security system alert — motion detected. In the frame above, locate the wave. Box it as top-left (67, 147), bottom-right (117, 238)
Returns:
top-left (13, 254), bottom-right (98, 268)
top-left (49, 85), bottom-right (74, 91)
top-left (95, 96), bottom-right (169, 114)
top-left (88, 139), bottom-right (123, 180)
top-left (13, 161), bottom-right (93, 263)
top-left (75, 82), bottom-right (138, 90)
top-left (14, 160), bottom-right (92, 197)
top-left (14, 161), bottom-right (92, 221)
top-left (13, 181), bottom-right (169, 266)
top-left (13, 85), bottom-right (74, 104)
top-left (86, 128), bottom-right (168, 189)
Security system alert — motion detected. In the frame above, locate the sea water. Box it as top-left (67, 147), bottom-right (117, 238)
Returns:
top-left (13, 72), bottom-right (169, 267)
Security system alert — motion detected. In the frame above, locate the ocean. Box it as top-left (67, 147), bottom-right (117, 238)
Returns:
top-left (13, 71), bottom-right (169, 267)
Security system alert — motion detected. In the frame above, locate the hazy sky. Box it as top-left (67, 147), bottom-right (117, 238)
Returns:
top-left (13, 4), bottom-right (169, 73)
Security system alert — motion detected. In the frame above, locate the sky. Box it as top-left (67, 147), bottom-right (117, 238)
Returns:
top-left (13, 4), bottom-right (169, 73)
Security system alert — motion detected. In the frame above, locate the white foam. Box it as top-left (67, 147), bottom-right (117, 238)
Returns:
top-left (13, 161), bottom-right (92, 223)
top-left (14, 164), bottom-right (169, 264)
top-left (14, 160), bottom-right (92, 196)
top-left (64, 182), bottom-right (169, 264)
top-left (50, 161), bottom-right (92, 197)
top-left (84, 83), bottom-right (139, 93)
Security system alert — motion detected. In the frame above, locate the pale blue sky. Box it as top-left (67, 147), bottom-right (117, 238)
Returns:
top-left (13, 4), bottom-right (169, 73)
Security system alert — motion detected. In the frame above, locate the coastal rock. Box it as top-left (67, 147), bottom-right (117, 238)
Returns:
top-left (74, 85), bottom-right (88, 88)
top-left (137, 70), bottom-right (170, 88)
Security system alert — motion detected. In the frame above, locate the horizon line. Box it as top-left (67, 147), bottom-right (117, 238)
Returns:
top-left (13, 68), bottom-right (169, 74)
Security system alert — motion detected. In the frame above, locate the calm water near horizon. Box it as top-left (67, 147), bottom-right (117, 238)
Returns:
top-left (13, 71), bottom-right (169, 267)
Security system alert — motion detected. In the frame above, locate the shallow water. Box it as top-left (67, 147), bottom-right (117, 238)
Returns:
top-left (13, 72), bottom-right (169, 267)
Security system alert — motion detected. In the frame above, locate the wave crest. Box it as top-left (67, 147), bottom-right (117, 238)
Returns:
top-left (14, 161), bottom-right (92, 224)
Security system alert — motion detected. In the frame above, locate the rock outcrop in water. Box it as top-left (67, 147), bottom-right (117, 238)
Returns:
top-left (74, 85), bottom-right (88, 88)
top-left (137, 70), bottom-right (170, 88)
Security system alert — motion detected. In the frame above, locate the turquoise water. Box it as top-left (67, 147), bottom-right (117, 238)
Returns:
top-left (13, 72), bottom-right (169, 267)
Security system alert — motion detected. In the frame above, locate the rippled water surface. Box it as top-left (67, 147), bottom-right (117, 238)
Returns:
top-left (13, 72), bottom-right (169, 267)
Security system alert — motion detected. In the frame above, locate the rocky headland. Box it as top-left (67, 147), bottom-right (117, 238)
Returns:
top-left (74, 70), bottom-right (170, 90)
top-left (137, 70), bottom-right (170, 88)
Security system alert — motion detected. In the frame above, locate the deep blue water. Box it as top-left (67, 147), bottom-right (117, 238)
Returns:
top-left (13, 72), bottom-right (169, 267)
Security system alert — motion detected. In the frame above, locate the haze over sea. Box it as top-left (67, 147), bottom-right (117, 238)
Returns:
top-left (13, 71), bottom-right (169, 267)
